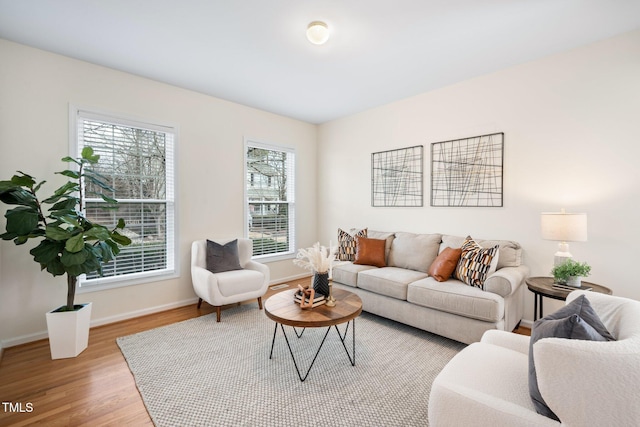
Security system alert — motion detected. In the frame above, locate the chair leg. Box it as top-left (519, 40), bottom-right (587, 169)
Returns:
top-left (197, 298), bottom-right (203, 309)
top-left (258, 296), bottom-right (263, 310)
top-left (216, 306), bottom-right (221, 322)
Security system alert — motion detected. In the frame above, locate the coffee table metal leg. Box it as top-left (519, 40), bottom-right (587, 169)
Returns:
top-left (334, 319), bottom-right (356, 366)
top-left (278, 323), bottom-right (332, 382)
top-left (271, 320), bottom-right (357, 382)
top-left (269, 322), bottom-right (278, 359)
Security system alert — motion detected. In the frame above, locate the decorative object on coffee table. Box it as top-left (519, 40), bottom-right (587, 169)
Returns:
top-left (293, 241), bottom-right (336, 297)
top-left (295, 284), bottom-right (325, 308)
top-left (325, 278), bottom-right (336, 307)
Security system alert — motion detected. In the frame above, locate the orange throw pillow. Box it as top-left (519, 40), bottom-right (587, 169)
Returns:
top-left (428, 247), bottom-right (463, 282)
top-left (354, 237), bottom-right (386, 267)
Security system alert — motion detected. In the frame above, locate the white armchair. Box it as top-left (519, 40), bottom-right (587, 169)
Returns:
top-left (191, 238), bottom-right (270, 322)
top-left (429, 290), bottom-right (640, 426)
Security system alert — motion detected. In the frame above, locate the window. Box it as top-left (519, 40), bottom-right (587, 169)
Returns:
top-left (71, 106), bottom-right (177, 289)
top-left (245, 140), bottom-right (295, 259)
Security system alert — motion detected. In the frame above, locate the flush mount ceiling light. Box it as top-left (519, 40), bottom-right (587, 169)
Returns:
top-left (306, 21), bottom-right (329, 45)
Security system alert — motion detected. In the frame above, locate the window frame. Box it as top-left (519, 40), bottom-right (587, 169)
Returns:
top-left (244, 138), bottom-right (296, 262)
top-left (69, 104), bottom-right (179, 293)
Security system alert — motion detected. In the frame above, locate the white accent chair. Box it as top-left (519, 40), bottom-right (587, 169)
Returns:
top-left (428, 290), bottom-right (640, 426)
top-left (191, 238), bottom-right (270, 322)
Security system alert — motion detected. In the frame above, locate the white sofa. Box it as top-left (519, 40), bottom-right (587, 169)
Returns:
top-left (429, 290), bottom-right (640, 426)
top-left (332, 230), bottom-right (528, 344)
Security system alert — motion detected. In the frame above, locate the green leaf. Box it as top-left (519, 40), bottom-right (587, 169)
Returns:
top-left (105, 239), bottom-right (121, 256)
top-left (50, 197), bottom-right (78, 211)
top-left (60, 247), bottom-right (88, 266)
top-left (0, 188), bottom-right (38, 208)
top-left (45, 225), bottom-right (72, 241)
top-left (110, 231), bottom-right (132, 246)
top-left (30, 240), bottom-right (63, 264)
top-left (4, 206), bottom-right (40, 235)
top-left (84, 226), bottom-right (111, 241)
top-left (45, 258), bottom-right (66, 276)
top-left (0, 180), bottom-right (18, 192)
top-left (0, 231), bottom-right (18, 240)
top-left (100, 193), bottom-right (118, 205)
top-left (81, 146), bottom-right (100, 163)
top-left (116, 218), bottom-right (126, 229)
top-left (65, 233), bottom-right (85, 253)
top-left (61, 156), bottom-right (81, 166)
top-left (85, 174), bottom-right (114, 192)
top-left (11, 173), bottom-right (36, 188)
top-left (33, 180), bottom-right (46, 193)
top-left (57, 170), bottom-right (79, 179)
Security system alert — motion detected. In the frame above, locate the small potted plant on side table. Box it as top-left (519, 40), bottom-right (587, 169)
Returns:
top-left (551, 259), bottom-right (591, 287)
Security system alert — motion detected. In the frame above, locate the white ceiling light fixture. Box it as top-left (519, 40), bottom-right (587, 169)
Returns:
top-left (306, 21), bottom-right (329, 45)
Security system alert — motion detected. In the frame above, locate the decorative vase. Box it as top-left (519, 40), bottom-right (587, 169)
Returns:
top-left (313, 272), bottom-right (330, 297)
top-left (45, 302), bottom-right (92, 359)
top-left (566, 276), bottom-right (582, 287)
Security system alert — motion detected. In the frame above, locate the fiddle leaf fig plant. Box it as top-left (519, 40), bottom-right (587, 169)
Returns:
top-left (0, 147), bottom-right (132, 311)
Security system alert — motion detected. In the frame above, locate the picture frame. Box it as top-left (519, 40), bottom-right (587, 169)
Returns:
top-left (371, 145), bottom-right (423, 207)
top-left (430, 133), bottom-right (504, 207)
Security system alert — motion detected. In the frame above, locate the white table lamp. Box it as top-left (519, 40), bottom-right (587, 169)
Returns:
top-left (541, 208), bottom-right (587, 266)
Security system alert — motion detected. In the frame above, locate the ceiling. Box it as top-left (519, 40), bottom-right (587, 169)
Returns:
top-left (1, 1), bottom-right (639, 124)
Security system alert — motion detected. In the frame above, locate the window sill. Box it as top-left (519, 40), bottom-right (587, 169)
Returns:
top-left (252, 252), bottom-right (295, 263)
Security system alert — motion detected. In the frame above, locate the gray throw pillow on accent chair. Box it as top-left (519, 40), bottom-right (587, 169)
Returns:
top-left (206, 239), bottom-right (242, 273)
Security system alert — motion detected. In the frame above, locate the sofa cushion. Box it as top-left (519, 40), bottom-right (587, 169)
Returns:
top-left (408, 277), bottom-right (504, 323)
top-left (455, 236), bottom-right (499, 288)
top-left (441, 234), bottom-right (522, 268)
top-left (358, 267), bottom-right (428, 300)
top-left (387, 232), bottom-right (442, 273)
top-left (337, 228), bottom-right (367, 261)
top-left (332, 262), bottom-right (377, 287)
top-left (428, 247), bottom-right (462, 282)
top-left (529, 295), bottom-right (613, 421)
top-left (354, 236), bottom-right (387, 267)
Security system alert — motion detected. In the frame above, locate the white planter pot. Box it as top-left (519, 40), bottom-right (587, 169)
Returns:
top-left (45, 302), bottom-right (92, 359)
top-left (566, 276), bottom-right (582, 287)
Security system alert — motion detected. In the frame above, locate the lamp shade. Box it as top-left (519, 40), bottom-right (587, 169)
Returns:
top-left (541, 211), bottom-right (587, 242)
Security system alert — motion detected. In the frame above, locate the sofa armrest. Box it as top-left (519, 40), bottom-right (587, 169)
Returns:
top-left (484, 265), bottom-right (529, 297)
top-left (481, 330), bottom-right (530, 355)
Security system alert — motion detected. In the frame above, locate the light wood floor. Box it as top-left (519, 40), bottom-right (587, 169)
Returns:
top-left (0, 278), bottom-right (529, 426)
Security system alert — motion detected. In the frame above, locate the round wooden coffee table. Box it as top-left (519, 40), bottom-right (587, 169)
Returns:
top-left (264, 288), bottom-right (362, 382)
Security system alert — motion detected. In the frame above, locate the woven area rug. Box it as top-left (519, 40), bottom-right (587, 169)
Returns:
top-left (117, 304), bottom-right (465, 426)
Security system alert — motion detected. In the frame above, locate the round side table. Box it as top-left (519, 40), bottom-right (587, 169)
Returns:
top-left (525, 276), bottom-right (612, 321)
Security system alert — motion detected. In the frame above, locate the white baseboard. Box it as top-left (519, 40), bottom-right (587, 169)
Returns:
top-left (1, 298), bottom-right (199, 349)
top-left (89, 297), bottom-right (199, 328)
top-left (0, 276), bottom-right (312, 350)
top-left (270, 273), bottom-right (311, 285)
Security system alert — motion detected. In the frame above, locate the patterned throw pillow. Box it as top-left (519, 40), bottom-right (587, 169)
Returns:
top-left (337, 228), bottom-right (367, 261)
top-left (455, 236), bottom-right (499, 288)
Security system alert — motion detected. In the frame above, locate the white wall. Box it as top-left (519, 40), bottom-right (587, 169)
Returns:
top-left (0, 40), bottom-right (317, 346)
top-left (317, 30), bottom-right (640, 324)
